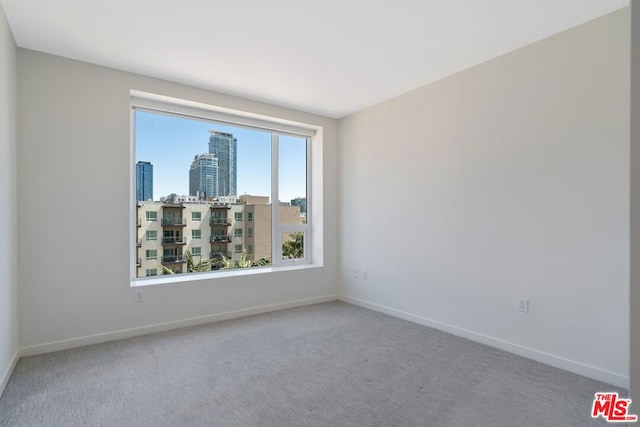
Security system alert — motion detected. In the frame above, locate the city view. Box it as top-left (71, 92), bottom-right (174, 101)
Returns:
top-left (134, 110), bottom-right (308, 278)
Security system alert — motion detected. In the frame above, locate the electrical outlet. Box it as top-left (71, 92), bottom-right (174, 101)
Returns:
top-left (362, 271), bottom-right (368, 280)
top-left (136, 290), bottom-right (144, 303)
top-left (517, 299), bottom-right (529, 313)
top-left (353, 269), bottom-right (360, 279)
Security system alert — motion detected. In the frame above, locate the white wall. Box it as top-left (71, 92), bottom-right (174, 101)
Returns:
top-left (0, 1), bottom-right (18, 395)
top-left (17, 50), bottom-right (339, 352)
top-left (339, 9), bottom-right (629, 387)
top-left (631, 1), bottom-right (639, 405)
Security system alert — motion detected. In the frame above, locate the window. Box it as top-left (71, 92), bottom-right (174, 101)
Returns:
top-left (146, 249), bottom-right (157, 260)
top-left (146, 230), bottom-right (157, 241)
top-left (132, 92), bottom-right (316, 282)
top-left (146, 269), bottom-right (157, 276)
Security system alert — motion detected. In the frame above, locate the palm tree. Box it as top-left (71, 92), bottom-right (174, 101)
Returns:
top-left (188, 251), bottom-right (214, 272)
top-left (282, 232), bottom-right (304, 259)
top-left (163, 250), bottom-right (213, 274)
top-left (215, 251), bottom-right (271, 270)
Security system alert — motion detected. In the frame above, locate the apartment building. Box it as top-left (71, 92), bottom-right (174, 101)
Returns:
top-left (136, 196), bottom-right (302, 277)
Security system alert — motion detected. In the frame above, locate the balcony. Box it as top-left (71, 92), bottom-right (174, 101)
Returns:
top-left (136, 239), bottom-right (142, 247)
top-left (162, 236), bottom-right (186, 245)
top-left (210, 217), bottom-right (231, 226)
top-left (211, 251), bottom-right (232, 260)
top-left (161, 218), bottom-right (186, 226)
top-left (161, 255), bottom-right (185, 264)
top-left (210, 235), bottom-right (231, 243)
top-left (136, 258), bottom-right (141, 267)
top-left (136, 218), bottom-right (142, 227)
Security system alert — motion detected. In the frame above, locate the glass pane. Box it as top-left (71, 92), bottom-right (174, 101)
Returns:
top-left (135, 110), bottom-right (272, 278)
top-left (282, 232), bottom-right (304, 260)
top-left (278, 135), bottom-right (307, 226)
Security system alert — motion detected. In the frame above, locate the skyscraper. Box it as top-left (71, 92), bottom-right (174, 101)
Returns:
top-left (189, 153), bottom-right (218, 199)
top-left (136, 161), bottom-right (153, 201)
top-left (208, 131), bottom-right (237, 197)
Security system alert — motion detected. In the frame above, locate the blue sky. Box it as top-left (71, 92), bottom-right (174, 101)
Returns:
top-left (135, 110), bottom-right (306, 203)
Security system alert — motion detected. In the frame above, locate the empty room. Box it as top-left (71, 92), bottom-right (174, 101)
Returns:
top-left (1, 0), bottom-right (639, 426)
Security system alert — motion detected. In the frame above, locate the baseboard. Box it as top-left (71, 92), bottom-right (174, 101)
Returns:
top-left (339, 294), bottom-right (629, 389)
top-left (0, 349), bottom-right (20, 399)
top-left (20, 294), bottom-right (339, 357)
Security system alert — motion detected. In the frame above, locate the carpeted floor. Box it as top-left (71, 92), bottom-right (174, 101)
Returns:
top-left (0, 301), bottom-right (627, 426)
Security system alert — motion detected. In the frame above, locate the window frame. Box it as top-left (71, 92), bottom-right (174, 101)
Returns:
top-left (145, 211), bottom-right (158, 222)
top-left (130, 91), bottom-right (320, 286)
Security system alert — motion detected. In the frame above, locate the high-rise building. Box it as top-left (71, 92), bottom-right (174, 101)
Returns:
top-left (290, 197), bottom-right (307, 214)
top-left (189, 153), bottom-right (218, 199)
top-left (208, 131), bottom-right (237, 197)
top-left (136, 161), bottom-right (153, 201)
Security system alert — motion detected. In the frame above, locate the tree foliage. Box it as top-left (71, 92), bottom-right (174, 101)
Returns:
top-left (282, 232), bottom-right (304, 259)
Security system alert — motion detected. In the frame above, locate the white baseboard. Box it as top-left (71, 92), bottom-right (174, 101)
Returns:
top-left (0, 349), bottom-right (20, 399)
top-left (339, 294), bottom-right (629, 390)
top-left (20, 294), bottom-right (339, 357)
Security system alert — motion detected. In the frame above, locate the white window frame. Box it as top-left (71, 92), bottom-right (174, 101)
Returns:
top-left (130, 91), bottom-right (322, 286)
top-left (191, 212), bottom-right (202, 221)
top-left (191, 229), bottom-right (201, 239)
top-left (146, 230), bottom-right (157, 241)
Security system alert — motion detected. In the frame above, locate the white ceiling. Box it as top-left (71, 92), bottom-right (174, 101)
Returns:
top-left (0, 0), bottom-right (629, 118)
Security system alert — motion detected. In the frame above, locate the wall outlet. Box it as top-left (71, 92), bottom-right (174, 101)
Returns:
top-left (517, 299), bottom-right (529, 313)
top-left (353, 269), bottom-right (360, 279)
top-left (136, 290), bottom-right (144, 303)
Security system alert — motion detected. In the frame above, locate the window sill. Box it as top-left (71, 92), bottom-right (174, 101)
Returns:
top-left (131, 263), bottom-right (321, 287)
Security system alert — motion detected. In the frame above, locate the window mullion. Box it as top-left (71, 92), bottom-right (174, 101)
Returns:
top-left (271, 133), bottom-right (280, 266)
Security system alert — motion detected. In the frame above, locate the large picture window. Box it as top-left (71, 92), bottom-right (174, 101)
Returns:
top-left (131, 94), bottom-right (314, 282)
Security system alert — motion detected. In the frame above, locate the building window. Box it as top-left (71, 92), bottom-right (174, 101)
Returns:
top-left (146, 230), bottom-right (157, 241)
top-left (146, 269), bottom-right (157, 276)
top-left (192, 247), bottom-right (201, 256)
top-left (146, 249), bottom-right (157, 260)
top-left (132, 93), bottom-right (316, 282)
